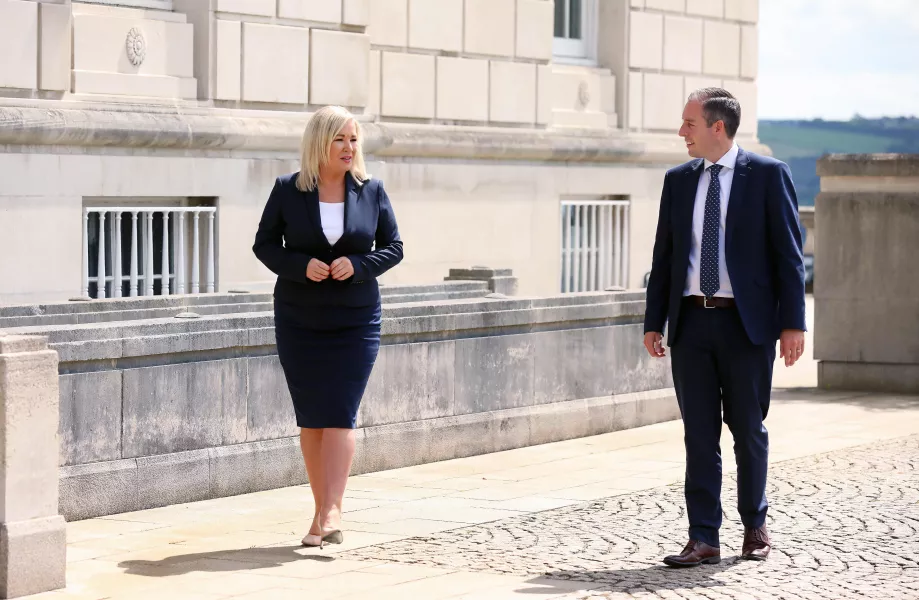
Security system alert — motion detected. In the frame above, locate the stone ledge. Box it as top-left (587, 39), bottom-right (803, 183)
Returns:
top-left (817, 153), bottom-right (919, 178)
top-left (11, 292), bottom-right (650, 364)
top-left (58, 388), bottom-right (679, 520)
top-left (0, 282), bottom-right (493, 329)
top-left (56, 459), bottom-right (137, 521)
top-left (0, 99), bottom-right (771, 163)
top-left (0, 335), bottom-right (48, 355)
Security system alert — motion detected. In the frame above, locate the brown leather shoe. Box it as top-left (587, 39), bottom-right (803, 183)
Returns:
top-left (663, 540), bottom-right (721, 567)
top-left (742, 526), bottom-right (771, 560)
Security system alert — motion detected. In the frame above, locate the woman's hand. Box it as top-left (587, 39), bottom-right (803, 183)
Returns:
top-left (330, 256), bottom-right (354, 281)
top-left (306, 259), bottom-right (330, 282)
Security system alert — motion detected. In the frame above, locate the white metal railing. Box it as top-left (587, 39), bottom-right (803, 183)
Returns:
top-left (560, 200), bottom-right (629, 293)
top-left (82, 207), bottom-right (216, 299)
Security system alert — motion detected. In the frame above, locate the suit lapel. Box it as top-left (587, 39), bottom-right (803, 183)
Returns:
top-left (679, 159), bottom-right (705, 262)
top-left (336, 171), bottom-right (361, 248)
top-left (300, 185), bottom-right (328, 247)
top-left (725, 148), bottom-right (750, 245)
top-left (302, 172), bottom-right (362, 249)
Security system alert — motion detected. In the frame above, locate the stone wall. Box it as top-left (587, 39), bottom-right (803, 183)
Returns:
top-left (625, 0), bottom-right (759, 136)
top-left (370, 0), bottom-right (550, 126)
top-left (0, 128), bottom-right (703, 304)
top-left (180, 0), bottom-right (372, 106)
top-left (0, 0), bottom-right (760, 130)
top-left (814, 154), bottom-right (919, 393)
top-left (0, 0), bottom-right (767, 305)
top-left (1, 286), bottom-right (677, 520)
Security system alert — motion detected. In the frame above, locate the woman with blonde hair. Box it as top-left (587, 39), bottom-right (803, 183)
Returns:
top-left (253, 105), bottom-right (403, 547)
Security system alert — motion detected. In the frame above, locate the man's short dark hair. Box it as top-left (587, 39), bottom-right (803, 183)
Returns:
top-left (688, 87), bottom-right (741, 139)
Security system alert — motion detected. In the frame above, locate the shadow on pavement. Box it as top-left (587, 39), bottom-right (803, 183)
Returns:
top-left (531, 559), bottom-right (744, 594)
top-left (772, 387), bottom-right (919, 411)
top-left (118, 544), bottom-right (335, 577)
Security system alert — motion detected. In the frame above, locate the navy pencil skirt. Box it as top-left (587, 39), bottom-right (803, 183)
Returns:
top-left (273, 299), bottom-right (382, 429)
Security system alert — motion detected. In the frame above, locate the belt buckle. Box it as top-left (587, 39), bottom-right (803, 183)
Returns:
top-left (703, 296), bottom-right (716, 309)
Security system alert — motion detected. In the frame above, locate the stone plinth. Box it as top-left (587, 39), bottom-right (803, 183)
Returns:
top-left (814, 154), bottom-right (919, 393)
top-left (445, 267), bottom-right (519, 296)
top-left (0, 336), bottom-right (65, 598)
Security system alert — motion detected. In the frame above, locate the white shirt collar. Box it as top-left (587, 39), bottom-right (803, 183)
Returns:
top-left (704, 143), bottom-right (739, 171)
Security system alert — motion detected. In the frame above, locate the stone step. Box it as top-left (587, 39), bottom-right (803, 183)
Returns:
top-left (0, 281), bottom-right (492, 328)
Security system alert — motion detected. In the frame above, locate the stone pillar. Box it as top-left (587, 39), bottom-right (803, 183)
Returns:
top-left (0, 336), bottom-right (66, 598)
top-left (814, 154), bottom-right (919, 393)
top-left (445, 267), bottom-right (519, 296)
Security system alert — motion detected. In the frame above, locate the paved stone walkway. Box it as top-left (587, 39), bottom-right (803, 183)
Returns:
top-left (347, 435), bottom-right (919, 599)
top-left (25, 388), bottom-right (919, 599)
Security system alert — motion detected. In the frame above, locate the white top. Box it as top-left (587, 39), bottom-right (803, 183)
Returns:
top-left (319, 201), bottom-right (345, 246)
top-left (683, 143), bottom-right (739, 298)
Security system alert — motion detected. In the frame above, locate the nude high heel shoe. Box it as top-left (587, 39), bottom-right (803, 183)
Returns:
top-left (319, 529), bottom-right (343, 548)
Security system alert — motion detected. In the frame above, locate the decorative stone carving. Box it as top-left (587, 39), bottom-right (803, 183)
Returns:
top-left (126, 28), bottom-right (146, 66)
top-left (577, 81), bottom-right (590, 109)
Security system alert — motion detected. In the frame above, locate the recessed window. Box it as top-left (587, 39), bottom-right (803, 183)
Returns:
top-left (83, 202), bottom-right (217, 299)
top-left (553, 0), bottom-right (597, 62)
top-left (560, 198), bottom-right (630, 293)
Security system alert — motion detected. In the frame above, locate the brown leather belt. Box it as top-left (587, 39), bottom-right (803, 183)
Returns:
top-left (686, 295), bottom-right (736, 308)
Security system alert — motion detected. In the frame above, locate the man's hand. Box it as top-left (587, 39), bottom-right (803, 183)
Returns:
top-left (306, 258), bottom-right (330, 282)
top-left (779, 329), bottom-right (805, 367)
top-left (644, 332), bottom-right (666, 358)
top-left (330, 256), bottom-right (355, 281)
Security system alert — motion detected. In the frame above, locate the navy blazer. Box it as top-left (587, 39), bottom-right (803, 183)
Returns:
top-left (644, 148), bottom-right (806, 346)
top-left (252, 171), bottom-right (404, 308)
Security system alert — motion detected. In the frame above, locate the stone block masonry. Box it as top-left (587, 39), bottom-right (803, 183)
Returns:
top-left (2, 285), bottom-right (678, 521)
top-left (0, 336), bottom-right (66, 598)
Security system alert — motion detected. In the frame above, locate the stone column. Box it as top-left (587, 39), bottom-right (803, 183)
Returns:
top-left (814, 154), bottom-right (919, 393)
top-left (0, 336), bottom-right (66, 598)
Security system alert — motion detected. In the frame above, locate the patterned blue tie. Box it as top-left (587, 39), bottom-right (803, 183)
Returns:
top-left (700, 164), bottom-right (723, 298)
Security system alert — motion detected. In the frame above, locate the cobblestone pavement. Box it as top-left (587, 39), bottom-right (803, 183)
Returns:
top-left (346, 435), bottom-right (919, 599)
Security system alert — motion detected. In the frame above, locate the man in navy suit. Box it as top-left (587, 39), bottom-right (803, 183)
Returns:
top-left (643, 88), bottom-right (806, 567)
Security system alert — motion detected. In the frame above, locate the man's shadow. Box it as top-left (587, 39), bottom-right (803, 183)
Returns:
top-left (524, 559), bottom-right (742, 595)
top-left (118, 545), bottom-right (334, 577)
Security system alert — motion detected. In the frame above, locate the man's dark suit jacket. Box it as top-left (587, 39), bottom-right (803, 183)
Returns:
top-left (252, 171), bottom-right (403, 309)
top-left (643, 148), bottom-right (806, 347)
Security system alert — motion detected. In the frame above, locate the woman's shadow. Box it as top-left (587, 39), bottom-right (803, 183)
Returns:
top-left (118, 544), bottom-right (333, 577)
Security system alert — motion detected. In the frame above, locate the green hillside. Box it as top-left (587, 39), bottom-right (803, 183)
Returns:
top-left (757, 117), bottom-right (919, 206)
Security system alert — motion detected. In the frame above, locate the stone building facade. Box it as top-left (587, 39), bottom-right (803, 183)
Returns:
top-left (0, 0), bottom-right (763, 305)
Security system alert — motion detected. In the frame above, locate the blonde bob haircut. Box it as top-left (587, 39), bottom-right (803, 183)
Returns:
top-left (296, 105), bottom-right (369, 192)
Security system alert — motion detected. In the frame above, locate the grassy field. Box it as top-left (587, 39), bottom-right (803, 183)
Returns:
top-left (757, 118), bottom-right (919, 206)
top-left (759, 123), bottom-right (897, 159)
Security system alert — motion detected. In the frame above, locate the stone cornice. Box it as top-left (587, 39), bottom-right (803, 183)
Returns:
top-left (0, 98), bottom-right (770, 164)
top-left (817, 153), bottom-right (919, 178)
top-left (0, 99), bottom-right (306, 152)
